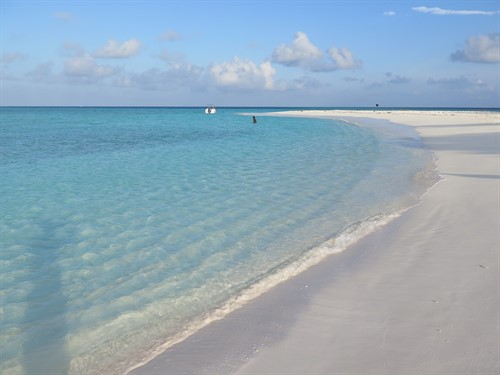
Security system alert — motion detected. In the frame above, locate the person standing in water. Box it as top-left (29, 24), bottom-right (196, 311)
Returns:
top-left (252, 116), bottom-right (257, 124)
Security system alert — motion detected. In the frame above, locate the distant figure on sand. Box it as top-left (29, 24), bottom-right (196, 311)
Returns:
top-left (253, 116), bottom-right (257, 124)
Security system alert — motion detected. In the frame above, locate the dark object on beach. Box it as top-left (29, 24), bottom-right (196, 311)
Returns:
top-left (253, 116), bottom-right (257, 123)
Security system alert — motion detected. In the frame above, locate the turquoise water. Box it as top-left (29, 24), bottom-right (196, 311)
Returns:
top-left (0, 107), bottom-right (435, 374)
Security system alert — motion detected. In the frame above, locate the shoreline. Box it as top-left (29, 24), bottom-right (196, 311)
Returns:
top-left (130, 110), bottom-right (499, 374)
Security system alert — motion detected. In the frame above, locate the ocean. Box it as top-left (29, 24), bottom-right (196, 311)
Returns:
top-left (0, 107), bottom-right (437, 374)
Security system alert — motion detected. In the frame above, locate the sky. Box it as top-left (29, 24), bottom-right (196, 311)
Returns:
top-left (1, 0), bottom-right (499, 107)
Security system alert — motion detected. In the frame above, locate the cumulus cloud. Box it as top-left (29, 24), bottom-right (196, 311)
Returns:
top-left (210, 57), bottom-right (275, 90)
top-left (93, 39), bottom-right (141, 58)
top-left (451, 33), bottom-right (500, 63)
top-left (412, 6), bottom-right (497, 16)
top-left (272, 32), bottom-right (361, 72)
top-left (272, 32), bottom-right (323, 68)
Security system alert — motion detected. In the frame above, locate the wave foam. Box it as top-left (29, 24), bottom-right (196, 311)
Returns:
top-left (125, 210), bottom-right (402, 374)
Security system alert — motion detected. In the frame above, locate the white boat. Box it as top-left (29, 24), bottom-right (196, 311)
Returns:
top-left (205, 106), bottom-right (216, 114)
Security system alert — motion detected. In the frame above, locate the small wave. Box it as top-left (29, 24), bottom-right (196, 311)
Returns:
top-left (125, 210), bottom-right (403, 374)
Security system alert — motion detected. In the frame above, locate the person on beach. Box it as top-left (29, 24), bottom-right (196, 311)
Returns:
top-left (252, 116), bottom-right (257, 124)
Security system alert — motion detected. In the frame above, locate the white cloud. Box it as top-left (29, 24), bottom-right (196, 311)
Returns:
top-left (451, 33), bottom-right (500, 63)
top-left (327, 47), bottom-right (362, 69)
top-left (210, 57), bottom-right (275, 90)
top-left (272, 32), bottom-right (323, 68)
top-left (412, 6), bottom-right (497, 16)
top-left (384, 11), bottom-right (396, 16)
top-left (272, 32), bottom-right (361, 72)
top-left (93, 39), bottom-right (141, 58)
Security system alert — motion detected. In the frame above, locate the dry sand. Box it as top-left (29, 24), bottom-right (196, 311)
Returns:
top-left (130, 110), bottom-right (499, 375)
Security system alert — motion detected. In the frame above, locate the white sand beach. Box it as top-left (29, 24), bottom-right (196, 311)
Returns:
top-left (130, 110), bottom-right (499, 375)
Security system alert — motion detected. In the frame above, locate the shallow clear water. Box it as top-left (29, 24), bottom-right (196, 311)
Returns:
top-left (0, 107), bottom-right (435, 374)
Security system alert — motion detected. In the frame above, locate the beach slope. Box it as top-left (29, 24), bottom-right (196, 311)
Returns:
top-left (130, 110), bottom-right (499, 375)
top-left (233, 110), bottom-right (500, 374)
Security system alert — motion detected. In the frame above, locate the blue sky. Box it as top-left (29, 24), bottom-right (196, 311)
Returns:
top-left (1, 1), bottom-right (499, 107)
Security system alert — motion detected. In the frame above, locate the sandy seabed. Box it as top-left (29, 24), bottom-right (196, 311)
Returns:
top-left (130, 110), bottom-right (499, 375)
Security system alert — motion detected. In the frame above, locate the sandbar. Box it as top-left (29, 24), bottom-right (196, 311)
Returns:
top-left (130, 110), bottom-right (499, 375)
